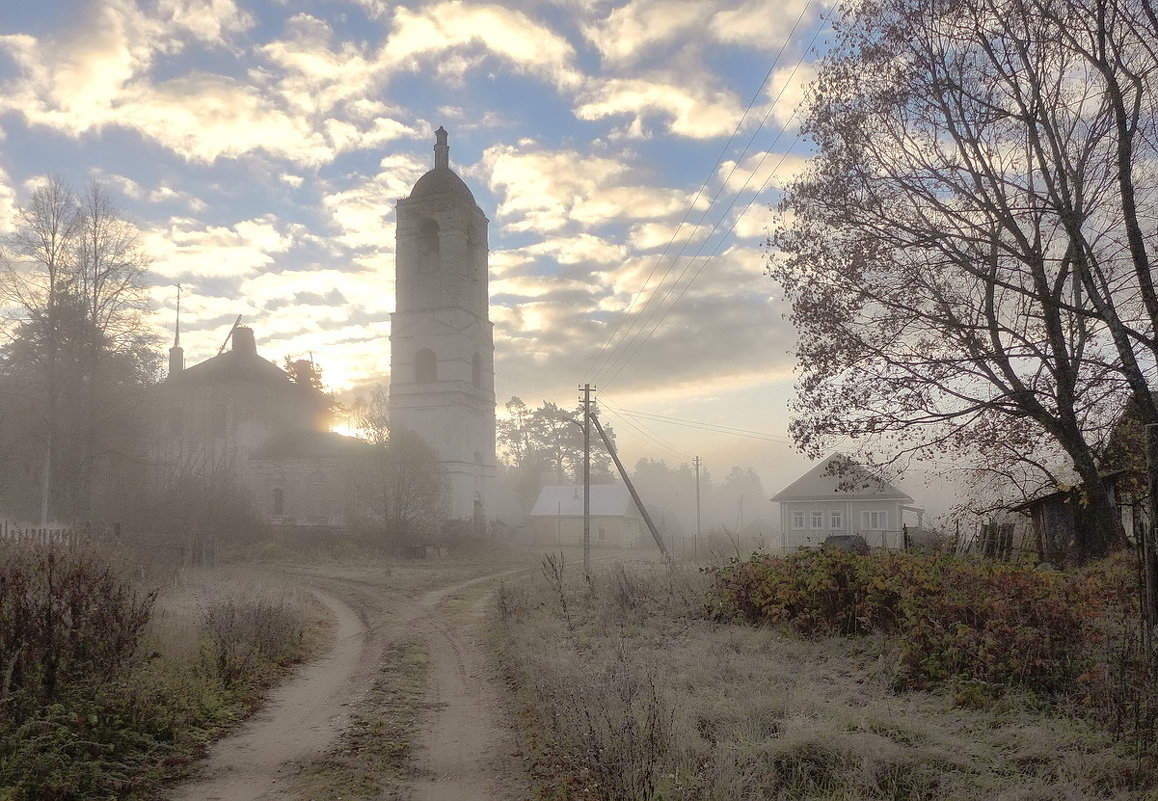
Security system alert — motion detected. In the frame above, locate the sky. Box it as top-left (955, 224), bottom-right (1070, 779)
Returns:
top-left (0, 0), bottom-right (939, 512)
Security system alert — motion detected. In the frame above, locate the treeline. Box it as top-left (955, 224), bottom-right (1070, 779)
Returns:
top-left (0, 178), bottom-right (156, 525)
top-left (495, 395), bottom-right (775, 536)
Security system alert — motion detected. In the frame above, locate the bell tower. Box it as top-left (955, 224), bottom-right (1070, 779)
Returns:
top-left (390, 127), bottom-right (495, 526)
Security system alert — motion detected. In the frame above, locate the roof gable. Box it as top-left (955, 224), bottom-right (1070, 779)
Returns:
top-left (530, 484), bottom-right (634, 518)
top-left (771, 454), bottom-right (913, 503)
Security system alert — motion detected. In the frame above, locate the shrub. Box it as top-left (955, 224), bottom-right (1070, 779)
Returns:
top-left (199, 597), bottom-right (305, 691)
top-left (706, 550), bottom-right (1131, 692)
top-left (0, 543), bottom-right (156, 724)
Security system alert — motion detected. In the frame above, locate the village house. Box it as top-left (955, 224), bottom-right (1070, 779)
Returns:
top-left (772, 454), bottom-right (925, 551)
top-left (528, 484), bottom-right (643, 548)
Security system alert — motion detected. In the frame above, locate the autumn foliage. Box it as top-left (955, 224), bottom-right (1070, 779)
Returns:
top-left (706, 549), bottom-right (1139, 692)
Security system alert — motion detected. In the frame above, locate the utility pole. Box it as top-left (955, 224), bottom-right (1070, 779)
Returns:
top-left (579, 383), bottom-right (595, 579)
top-left (693, 456), bottom-right (702, 558)
top-left (590, 414), bottom-right (669, 559)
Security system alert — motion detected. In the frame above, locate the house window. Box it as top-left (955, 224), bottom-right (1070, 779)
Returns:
top-left (791, 511), bottom-right (805, 530)
top-left (169, 407), bottom-right (183, 437)
top-left (810, 511), bottom-right (824, 529)
top-left (272, 488), bottom-right (285, 516)
top-left (830, 510), bottom-right (843, 530)
top-left (598, 526), bottom-right (607, 542)
top-left (415, 348), bottom-right (437, 383)
top-left (861, 510), bottom-right (887, 530)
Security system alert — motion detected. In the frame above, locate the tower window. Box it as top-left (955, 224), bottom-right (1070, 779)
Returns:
top-left (418, 219), bottom-right (439, 269)
top-left (472, 352), bottom-right (482, 388)
top-left (415, 348), bottom-right (437, 383)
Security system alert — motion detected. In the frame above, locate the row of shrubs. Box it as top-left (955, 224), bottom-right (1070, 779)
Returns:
top-left (0, 543), bottom-right (308, 801)
top-left (706, 548), bottom-right (1145, 695)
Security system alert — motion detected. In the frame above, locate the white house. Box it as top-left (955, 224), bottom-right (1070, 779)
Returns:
top-left (771, 454), bottom-right (924, 551)
top-left (528, 485), bottom-right (642, 548)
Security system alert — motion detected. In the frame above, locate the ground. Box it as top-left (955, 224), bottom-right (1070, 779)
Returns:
top-left (164, 552), bottom-right (539, 801)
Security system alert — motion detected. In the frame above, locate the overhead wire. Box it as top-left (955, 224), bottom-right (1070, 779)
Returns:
top-left (598, 394), bottom-right (691, 460)
top-left (582, 0), bottom-right (818, 388)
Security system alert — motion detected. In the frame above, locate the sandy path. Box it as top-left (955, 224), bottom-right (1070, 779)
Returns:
top-left (168, 587), bottom-right (368, 801)
top-left (165, 565), bottom-right (526, 801)
top-left (407, 574), bottom-right (525, 801)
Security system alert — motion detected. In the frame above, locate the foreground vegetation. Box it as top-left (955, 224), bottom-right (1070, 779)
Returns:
top-left (489, 551), bottom-right (1157, 800)
top-left (0, 542), bottom-right (314, 800)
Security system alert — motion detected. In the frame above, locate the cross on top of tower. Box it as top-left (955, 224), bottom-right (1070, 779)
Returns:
top-left (434, 126), bottom-right (449, 169)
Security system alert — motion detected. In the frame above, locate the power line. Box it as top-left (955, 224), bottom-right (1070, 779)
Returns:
top-left (605, 401), bottom-right (796, 444)
top-left (599, 396), bottom-right (691, 461)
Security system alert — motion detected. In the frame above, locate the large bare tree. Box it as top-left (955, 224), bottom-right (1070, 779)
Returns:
top-left (771, 0), bottom-right (1157, 560)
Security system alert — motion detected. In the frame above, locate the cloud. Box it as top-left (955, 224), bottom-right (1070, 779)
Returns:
top-left (718, 150), bottom-right (809, 194)
top-left (483, 142), bottom-right (694, 232)
top-left (383, 2), bottom-right (581, 89)
top-left (575, 77), bottom-right (743, 139)
top-left (321, 153), bottom-right (426, 250)
top-left (709, 0), bottom-right (815, 50)
top-left (144, 214), bottom-right (295, 279)
top-left (582, 0), bottom-right (708, 65)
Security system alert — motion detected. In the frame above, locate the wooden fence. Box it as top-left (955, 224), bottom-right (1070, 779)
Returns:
top-left (0, 521), bottom-right (88, 548)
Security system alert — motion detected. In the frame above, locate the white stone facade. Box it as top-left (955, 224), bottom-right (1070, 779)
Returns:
top-left (390, 128), bottom-right (496, 523)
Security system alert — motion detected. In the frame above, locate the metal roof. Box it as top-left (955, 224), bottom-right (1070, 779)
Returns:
top-left (771, 454), bottom-right (914, 503)
top-left (529, 484), bottom-right (635, 518)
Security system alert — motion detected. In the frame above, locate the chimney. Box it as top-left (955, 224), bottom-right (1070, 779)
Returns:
top-left (231, 325), bottom-right (257, 355)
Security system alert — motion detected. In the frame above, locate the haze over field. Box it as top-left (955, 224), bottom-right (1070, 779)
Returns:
top-left (0, 0), bottom-right (883, 506)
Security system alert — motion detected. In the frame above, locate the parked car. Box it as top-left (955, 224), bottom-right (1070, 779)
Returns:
top-left (822, 534), bottom-right (870, 555)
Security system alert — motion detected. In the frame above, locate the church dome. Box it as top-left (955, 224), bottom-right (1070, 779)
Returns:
top-left (408, 126), bottom-right (476, 203)
top-left (410, 166), bottom-right (475, 202)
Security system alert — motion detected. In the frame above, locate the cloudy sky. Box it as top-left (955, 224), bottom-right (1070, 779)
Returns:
top-left (0, 0), bottom-right (856, 501)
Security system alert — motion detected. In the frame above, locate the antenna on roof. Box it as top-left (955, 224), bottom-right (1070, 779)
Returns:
top-left (218, 315), bottom-right (243, 355)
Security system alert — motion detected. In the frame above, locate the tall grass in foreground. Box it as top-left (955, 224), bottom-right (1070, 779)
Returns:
top-left (489, 555), bottom-right (1155, 801)
top-left (0, 543), bottom-right (310, 800)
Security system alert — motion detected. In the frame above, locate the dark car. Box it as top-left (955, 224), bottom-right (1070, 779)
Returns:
top-left (822, 534), bottom-right (870, 555)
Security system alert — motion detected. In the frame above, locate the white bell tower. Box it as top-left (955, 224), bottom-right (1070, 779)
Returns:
top-left (390, 127), bottom-right (495, 527)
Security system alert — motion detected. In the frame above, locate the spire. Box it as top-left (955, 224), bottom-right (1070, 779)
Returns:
top-left (167, 284), bottom-right (184, 378)
top-left (434, 126), bottom-right (449, 169)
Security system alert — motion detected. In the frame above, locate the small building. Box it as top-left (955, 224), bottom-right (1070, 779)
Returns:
top-left (528, 484), bottom-right (641, 548)
top-left (771, 454), bottom-right (924, 551)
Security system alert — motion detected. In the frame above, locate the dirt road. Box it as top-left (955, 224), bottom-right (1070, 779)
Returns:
top-left (167, 563), bottom-right (526, 801)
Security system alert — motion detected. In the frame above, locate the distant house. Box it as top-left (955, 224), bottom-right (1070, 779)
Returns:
top-left (771, 454), bottom-right (925, 551)
top-left (528, 484), bottom-right (642, 548)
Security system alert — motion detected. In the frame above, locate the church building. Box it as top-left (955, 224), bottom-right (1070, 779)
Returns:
top-left (390, 127), bottom-right (497, 525)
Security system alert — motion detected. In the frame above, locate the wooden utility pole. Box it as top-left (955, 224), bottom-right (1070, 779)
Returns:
top-left (590, 414), bottom-right (669, 559)
top-left (693, 455), bottom-right (702, 557)
top-left (580, 383), bottom-right (594, 579)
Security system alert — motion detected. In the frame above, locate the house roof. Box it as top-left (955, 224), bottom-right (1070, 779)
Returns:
top-left (771, 454), bottom-right (914, 503)
top-left (252, 430), bottom-right (369, 460)
top-left (529, 484), bottom-right (635, 518)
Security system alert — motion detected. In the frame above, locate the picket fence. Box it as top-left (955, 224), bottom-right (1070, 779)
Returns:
top-left (0, 520), bottom-right (87, 548)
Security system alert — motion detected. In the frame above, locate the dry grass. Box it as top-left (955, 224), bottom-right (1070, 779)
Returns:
top-left (488, 557), bottom-right (1151, 801)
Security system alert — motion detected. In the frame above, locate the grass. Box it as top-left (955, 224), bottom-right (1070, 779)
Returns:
top-left (487, 556), bottom-right (1154, 801)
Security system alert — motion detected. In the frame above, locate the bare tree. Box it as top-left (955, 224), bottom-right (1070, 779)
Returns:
top-left (0, 179), bottom-right (154, 522)
top-left (770, 0), bottom-right (1158, 560)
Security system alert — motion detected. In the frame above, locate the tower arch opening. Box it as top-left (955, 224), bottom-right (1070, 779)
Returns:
top-left (415, 348), bottom-right (437, 383)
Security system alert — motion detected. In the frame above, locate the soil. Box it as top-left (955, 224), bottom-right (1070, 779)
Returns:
top-left (165, 561), bottom-right (529, 801)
